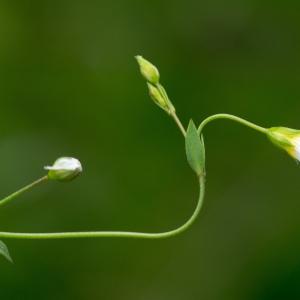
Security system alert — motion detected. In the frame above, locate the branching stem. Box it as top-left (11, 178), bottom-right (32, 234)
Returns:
top-left (0, 113), bottom-right (267, 241)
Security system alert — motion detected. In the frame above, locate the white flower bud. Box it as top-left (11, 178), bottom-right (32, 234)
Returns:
top-left (44, 157), bottom-right (82, 181)
top-left (267, 127), bottom-right (300, 161)
top-left (135, 55), bottom-right (160, 84)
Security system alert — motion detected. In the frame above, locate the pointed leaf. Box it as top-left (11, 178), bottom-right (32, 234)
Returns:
top-left (200, 134), bottom-right (206, 172)
top-left (185, 120), bottom-right (205, 176)
top-left (0, 240), bottom-right (13, 263)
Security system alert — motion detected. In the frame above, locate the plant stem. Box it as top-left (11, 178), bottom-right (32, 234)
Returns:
top-left (0, 175), bottom-right (205, 239)
top-left (155, 83), bottom-right (186, 136)
top-left (171, 112), bottom-right (186, 137)
top-left (0, 176), bottom-right (48, 208)
top-left (198, 113), bottom-right (267, 135)
top-left (0, 113), bottom-right (205, 241)
top-left (0, 113), bottom-right (266, 241)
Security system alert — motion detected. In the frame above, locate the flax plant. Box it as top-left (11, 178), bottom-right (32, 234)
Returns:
top-left (0, 56), bottom-right (297, 262)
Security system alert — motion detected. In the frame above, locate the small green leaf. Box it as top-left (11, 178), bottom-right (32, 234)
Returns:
top-left (0, 240), bottom-right (13, 263)
top-left (185, 120), bottom-right (205, 176)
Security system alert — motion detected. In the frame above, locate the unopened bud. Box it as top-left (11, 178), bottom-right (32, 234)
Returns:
top-left (135, 55), bottom-right (160, 84)
top-left (267, 127), bottom-right (300, 161)
top-left (45, 157), bottom-right (82, 181)
top-left (147, 83), bottom-right (168, 111)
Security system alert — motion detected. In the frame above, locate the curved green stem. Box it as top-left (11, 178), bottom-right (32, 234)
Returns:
top-left (0, 112), bottom-right (205, 240)
top-left (198, 113), bottom-right (267, 135)
top-left (0, 175), bottom-right (205, 239)
top-left (0, 113), bottom-right (266, 241)
top-left (0, 176), bottom-right (48, 208)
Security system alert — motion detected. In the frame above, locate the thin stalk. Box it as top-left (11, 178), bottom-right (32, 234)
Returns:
top-left (0, 175), bottom-right (205, 240)
top-left (155, 83), bottom-right (186, 137)
top-left (0, 112), bottom-right (205, 240)
top-left (0, 176), bottom-right (48, 208)
top-left (171, 112), bottom-right (186, 137)
top-left (0, 113), bottom-right (267, 240)
top-left (198, 113), bottom-right (267, 135)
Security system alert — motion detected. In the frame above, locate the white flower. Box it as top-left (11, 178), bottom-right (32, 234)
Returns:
top-left (45, 157), bottom-right (82, 181)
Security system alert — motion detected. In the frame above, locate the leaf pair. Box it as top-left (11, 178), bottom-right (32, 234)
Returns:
top-left (0, 240), bottom-right (13, 263)
top-left (185, 120), bottom-right (206, 177)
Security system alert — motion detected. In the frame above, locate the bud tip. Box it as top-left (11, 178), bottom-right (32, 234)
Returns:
top-left (135, 55), bottom-right (160, 84)
top-left (45, 157), bottom-right (83, 182)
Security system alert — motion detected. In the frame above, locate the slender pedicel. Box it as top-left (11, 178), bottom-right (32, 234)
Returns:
top-left (197, 113), bottom-right (267, 135)
top-left (0, 176), bottom-right (48, 208)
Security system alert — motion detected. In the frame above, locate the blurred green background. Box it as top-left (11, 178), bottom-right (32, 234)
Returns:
top-left (1, 0), bottom-right (300, 299)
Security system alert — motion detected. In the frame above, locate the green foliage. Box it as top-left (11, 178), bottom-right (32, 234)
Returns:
top-left (185, 120), bottom-right (205, 177)
top-left (0, 241), bottom-right (13, 263)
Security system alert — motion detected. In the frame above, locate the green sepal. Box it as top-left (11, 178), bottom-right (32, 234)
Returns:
top-left (0, 240), bottom-right (13, 263)
top-left (185, 120), bottom-right (206, 176)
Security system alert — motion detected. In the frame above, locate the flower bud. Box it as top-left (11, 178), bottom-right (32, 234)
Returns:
top-left (45, 157), bottom-right (83, 181)
top-left (267, 127), bottom-right (300, 161)
top-left (135, 55), bottom-right (160, 84)
top-left (147, 83), bottom-right (168, 111)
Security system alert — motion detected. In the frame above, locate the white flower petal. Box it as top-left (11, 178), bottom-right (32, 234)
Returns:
top-left (45, 157), bottom-right (82, 181)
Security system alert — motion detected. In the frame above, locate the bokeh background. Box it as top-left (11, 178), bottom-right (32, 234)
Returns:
top-left (1, 0), bottom-right (300, 299)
